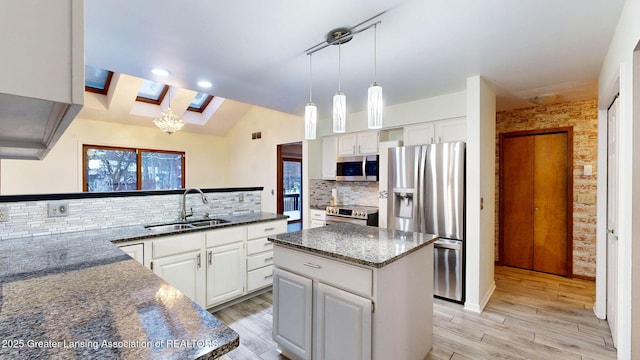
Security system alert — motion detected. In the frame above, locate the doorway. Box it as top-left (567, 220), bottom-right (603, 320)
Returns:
top-left (277, 142), bottom-right (302, 225)
top-left (499, 128), bottom-right (574, 277)
top-left (606, 96), bottom-right (619, 347)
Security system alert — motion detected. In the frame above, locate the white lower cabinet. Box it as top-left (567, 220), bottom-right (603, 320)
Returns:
top-left (152, 249), bottom-right (206, 307)
top-left (118, 243), bottom-right (144, 265)
top-left (273, 268), bottom-right (313, 360)
top-left (309, 209), bottom-right (326, 229)
top-left (273, 246), bottom-right (373, 360)
top-left (206, 242), bottom-right (245, 307)
top-left (246, 220), bottom-right (286, 292)
top-left (314, 282), bottom-right (372, 360)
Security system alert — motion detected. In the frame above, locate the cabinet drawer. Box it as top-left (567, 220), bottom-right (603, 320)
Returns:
top-left (153, 233), bottom-right (203, 259)
top-left (247, 251), bottom-right (274, 271)
top-left (247, 265), bottom-right (274, 291)
top-left (247, 237), bottom-right (273, 255)
top-left (247, 220), bottom-right (287, 239)
top-left (274, 246), bottom-right (372, 297)
top-left (310, 210), bottom-right (326, 220)
top-left (205, 226), bottom-right (245, 248)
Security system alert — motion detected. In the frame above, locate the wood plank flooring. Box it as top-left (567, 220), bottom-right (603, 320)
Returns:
top-left (213, 266), bottom-right (616, 360)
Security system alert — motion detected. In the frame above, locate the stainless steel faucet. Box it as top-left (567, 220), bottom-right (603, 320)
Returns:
top-left (181, 188), bottom-right (208, 221)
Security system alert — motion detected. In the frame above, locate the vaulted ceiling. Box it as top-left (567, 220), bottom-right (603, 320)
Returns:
top-left (83, 0), bottom-right (625, 135)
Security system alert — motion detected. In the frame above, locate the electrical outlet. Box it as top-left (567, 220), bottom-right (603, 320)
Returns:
top-left (0, 207), bottom-right (8, 222)
top-left (48, 202), bottom-right (70, 217)
top-left (239, 193), bottom-right (244, 202)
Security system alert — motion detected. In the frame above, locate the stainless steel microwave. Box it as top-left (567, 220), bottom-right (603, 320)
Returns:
top-left (336, 155), bottom-right (379, 181)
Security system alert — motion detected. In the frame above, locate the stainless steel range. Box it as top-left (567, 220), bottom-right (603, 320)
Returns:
top-left (325, 205), bottom-right (379, 227)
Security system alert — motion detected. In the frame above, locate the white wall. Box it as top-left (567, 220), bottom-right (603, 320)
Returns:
top-left (224, 106), bottom-right (304, 213)
top-left (0, 116), bottom-right (229, 195)
top-left (597, 0), bottom-right (640, 357)
top-left (465, 76), bottom-right (496, 313)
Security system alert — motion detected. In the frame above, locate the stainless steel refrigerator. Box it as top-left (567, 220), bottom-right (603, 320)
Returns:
top-left (387, 142), bottom-right (465, 303)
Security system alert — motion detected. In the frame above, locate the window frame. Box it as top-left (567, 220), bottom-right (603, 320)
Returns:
top-left (82, 144), bottom-right (185, 192)
top-left (84, 68), bottom-right (114, 95)
top-left (136, 82), bottom-right (170, 105)
top-left (187, 94), bottom-right (214, 113)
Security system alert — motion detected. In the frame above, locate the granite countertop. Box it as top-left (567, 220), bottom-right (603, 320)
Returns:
top-left (268, 223), bottom-right (438, 268)
top-left (0, 212), bottom-right (286, 359)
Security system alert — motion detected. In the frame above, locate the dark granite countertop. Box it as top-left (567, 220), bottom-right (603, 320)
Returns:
top-left (0, 212), bottom-right (287, 359)
top-left (268, 223), bottom-right (438, 268)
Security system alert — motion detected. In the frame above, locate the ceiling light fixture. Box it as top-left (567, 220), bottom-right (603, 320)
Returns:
top-left (333, 42), bottom-right (346, 133)
top-left (151, 68), bottom-right (170, 77)
top-left (368, 24), bottom-right (383, 129)
top-left (304, 53), bottom-right (317, 140)
top-left (153, 86), bottom-right (184, 135)
top-left (197, 80), bottom-right (212, 89)
top-left (304, 12), bottom-right (384, 135)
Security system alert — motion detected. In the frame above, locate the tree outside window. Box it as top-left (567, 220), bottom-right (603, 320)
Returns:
top-left (83, 145), bottom-right (184, 192)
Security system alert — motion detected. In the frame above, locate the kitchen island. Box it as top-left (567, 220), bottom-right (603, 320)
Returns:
top-left (0, 212), bottom-right (286, 359)
top-left (268, 223), bottom-right (438, 360)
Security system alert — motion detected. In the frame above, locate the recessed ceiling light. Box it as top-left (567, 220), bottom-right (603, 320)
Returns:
top-left (197, 80), bottom-right (212, 88)
top-left (151, 68), bottom-right (170, 77)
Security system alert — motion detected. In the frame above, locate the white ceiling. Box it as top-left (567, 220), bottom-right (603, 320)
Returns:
top-left (84, 0), bottom-right (625, 134)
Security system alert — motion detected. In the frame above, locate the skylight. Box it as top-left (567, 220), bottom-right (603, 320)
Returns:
top-left (85, 65), bottom-right (113, 95)
top-left (187, 93), bottom-right (214, 113)
top-left (136, 80), bottom-right (169, 105)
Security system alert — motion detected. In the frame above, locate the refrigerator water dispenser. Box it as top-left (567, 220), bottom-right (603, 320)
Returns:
top-left (392, 188), bottom-right (415, 219)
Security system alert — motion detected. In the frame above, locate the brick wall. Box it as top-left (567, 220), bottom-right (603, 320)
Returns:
top-left (495, 99), bottom-right (598, 278)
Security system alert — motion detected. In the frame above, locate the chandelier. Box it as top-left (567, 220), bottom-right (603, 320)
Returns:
top-left (153, 106), bottom-right (184, 134)
top-left (153, 86), bottom-right (184, 134)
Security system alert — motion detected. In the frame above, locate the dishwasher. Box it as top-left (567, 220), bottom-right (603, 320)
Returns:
top-left (433, 238), bottom-right (464, 303)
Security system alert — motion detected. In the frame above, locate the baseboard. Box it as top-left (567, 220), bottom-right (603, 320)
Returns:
top-left (572, 274), bottom-right (596, 281)
top-left (207, 286), bottom-right (272, 313)
top-left (464, 282), bottom-right (496, 313)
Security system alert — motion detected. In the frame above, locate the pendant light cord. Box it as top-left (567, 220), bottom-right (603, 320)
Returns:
top-left (308, 54), bottom-right (313, 102)
top-left (338, 43), bottom-right (342, 92)
top-left (373, 24), bottom-right (378, 82)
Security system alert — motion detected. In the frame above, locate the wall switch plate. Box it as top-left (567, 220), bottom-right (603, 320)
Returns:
top-left (0, 207), bottom-right (7, 222)
top-left (48, 202), bottom-right (70, 217)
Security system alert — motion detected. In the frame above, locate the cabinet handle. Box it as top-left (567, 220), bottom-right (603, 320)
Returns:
top-left (439, 136), bottom-right (442, 143)
top-left (208, 251), bottom-right (212, 265)
top-left (358, 145), bottom-right (361, 153)
top-left (265, 256), bottom-right (273, 261)
top-left (303, 262), bottom-right (322, 269)
top-left (197, 253), bottom-right (201, 269)
top-left (430, 137), bottom-right (434, 143)
top-left (264, 274), bottom-right (273, 279)
top-left (264, 242), bottom-right (272, 247)
top-left (264, 227), bottom-right (276, 231)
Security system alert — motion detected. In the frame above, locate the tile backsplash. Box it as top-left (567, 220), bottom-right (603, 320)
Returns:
top-left (309, 180), bottom-right (379, 208)
top-left (0, 190), bottom-right (261, 240)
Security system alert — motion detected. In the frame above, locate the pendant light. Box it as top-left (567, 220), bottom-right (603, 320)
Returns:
top-left (368, 24), bottom-right (383, 129)
top-left (153, 86), bottom-right (184, 135)
top-left (304, 54), bottom-right (317, 140)
top-left (333, 43), bottom-right (346, 133)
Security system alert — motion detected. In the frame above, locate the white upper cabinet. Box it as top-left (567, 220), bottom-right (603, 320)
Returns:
top-left (0, 0), bottom-right (84, 159)
top-left (322, 136), bottom-right (338, 180)
top-left (338, 131), bottom-right (379, 156)
top-left (403, 117), bottom-right (467, 146)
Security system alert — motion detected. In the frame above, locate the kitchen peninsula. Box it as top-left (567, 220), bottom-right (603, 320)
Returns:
top-left (268, 223), bottom-right (438, 360)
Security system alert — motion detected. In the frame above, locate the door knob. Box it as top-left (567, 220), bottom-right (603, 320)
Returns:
top-left (534, 207), bottom-right (539, 211)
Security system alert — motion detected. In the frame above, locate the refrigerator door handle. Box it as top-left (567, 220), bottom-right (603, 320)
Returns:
top-left (418, 146), bottom-right (427, 233)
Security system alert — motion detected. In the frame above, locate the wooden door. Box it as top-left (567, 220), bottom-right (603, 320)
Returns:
top-left (500, 129), bottom-right (572, 276)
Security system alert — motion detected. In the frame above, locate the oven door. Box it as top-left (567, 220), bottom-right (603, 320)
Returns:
top-left (325, 215), bottom-right (367, 226)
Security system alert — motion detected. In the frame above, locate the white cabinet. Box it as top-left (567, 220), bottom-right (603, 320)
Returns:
top-left (273, 268), bottom-right (313, 360)
top-left (309, 209), bottom-right (326, 228)
top-left (0, 0), bottom-right (84, 159)
top-left (322, 136), bottom-right (338, 180)
top-left (338, 131), bottom-right (379, 156)
top-left (118, 243), bottom-right (144, 265)
top-left (403, 117), bottom-right (466, 145)
top-left (273, 246), bottom-right (373, 360)
top-left (246, 220), bottom-right (287, 292)
top-left (314, 283), bottom-right (372, 360)
top-left (152, 232), bottom-right (206, 307)
top-left (205, 227), bottom-right (246, 307)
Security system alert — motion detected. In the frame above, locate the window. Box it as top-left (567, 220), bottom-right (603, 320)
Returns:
top-left (85, 66), bottom-right (114, 95)
top-left (136, 79), bottom-right (170, 105)
top-left (187, 93), bottom-right (214, 113)
top-left (83, 145), bottom-right (185, 192)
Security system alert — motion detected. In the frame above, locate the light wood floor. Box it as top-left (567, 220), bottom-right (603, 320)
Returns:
top-left (213, 266), bottom-right (616, 360)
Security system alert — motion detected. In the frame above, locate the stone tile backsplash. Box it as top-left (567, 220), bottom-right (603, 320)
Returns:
top-left (309, 180), bottom-right (379, 208)
top-left (0, 190), bottom-right (261, 240)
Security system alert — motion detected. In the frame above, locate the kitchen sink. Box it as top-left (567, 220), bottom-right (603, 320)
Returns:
top-left (189, 219), bottom-right (230, 227)
top-left (145, 223), bottom-right (196, 232)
